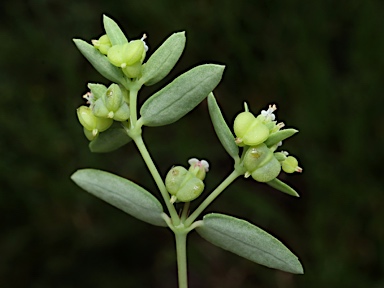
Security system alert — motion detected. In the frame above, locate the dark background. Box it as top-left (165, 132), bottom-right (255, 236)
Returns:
top-left (1, 0), bottom-right (383, 287)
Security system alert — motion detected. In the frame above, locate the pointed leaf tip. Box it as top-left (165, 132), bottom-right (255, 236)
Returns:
top-left (266, 178), bottom-right (300, 197)
top-left (196, 213), bottom-right (304, 274)
top-left (140, 64), bottom-right (225, 126)
top-left (71, 169), bottom-right (167, 227)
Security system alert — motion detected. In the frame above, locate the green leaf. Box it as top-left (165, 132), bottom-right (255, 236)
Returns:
top-left (207, 93), bottom-right (239, 159)
top-left (89, 124), bottom-right (132, 153)
top-left (264, 129), bottom-right (298, 147)
top-left (140, 64), bottom-right (225, 127)
top-left (266, 178), bottom-right (300, 197)
top-left (140, 32), bottom-right (186, 86)
top-left (103, 14), bottom-right (128, 46)
top-left (73, 39), bottom-right (126, 84)
top-left (196, 213), bottom-right (303, 274)
top-left (88, 83), bottom-right (107, 99)
top-left (71, 169), bottom-right (167, 227)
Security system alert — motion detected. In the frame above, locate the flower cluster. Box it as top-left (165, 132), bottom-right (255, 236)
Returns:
top-left (234, 104), bottom-right (302, 182)
top-left (93, 34), bottom-right (148, 78)
top-left (165, 158), bottom-right (209, 203)
top-left (76, 34), bottom-right (148, 140)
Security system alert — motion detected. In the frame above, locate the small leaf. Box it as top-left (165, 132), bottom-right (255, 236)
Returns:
top-left (207, 93), bottom-right (239, 159)
top-left (196, 213), bottom-right (303, 274)
top-left (71, 169), bottom-right (167, 227)
top-left (140, 32), bottom-right (186, 86)
top-left (89, 124), bottom-right (132, 153)
top-left (140, 64), bottom-right (225, 127)
top-left (266, 178), bottom-right (300, 197)
top-left (73, 39), bottom-right (126, 84)
top-left (103, 15), bottom-right (128, 45)
top-left (265, 129), bottom-right (298, 147)
top-left (88, 83), bottom-right (107, 99)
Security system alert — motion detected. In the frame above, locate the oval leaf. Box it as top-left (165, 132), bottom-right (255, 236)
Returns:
top-left (103, 14), bottom-right (128, 45)
top-left (73, 39), bottom-right (126, 84)
top-left (140, 32), bottom-right (186, 86)
top-left (71, 169), bottom-right (167, 227)
top-left (89, 125), bottom-right (132, 153)
top-left (88, 83), bottom-right (107, 99)
top-left (196, 213), bottom-right (303, 274)
top-left (266, 178), bottom-right (300, 197)
top-left (140, 64), bottom-right (225, 127)
top-left (207, 93), bottom-right (239, 159)
top-left (265, 129), bottom-right (298, 147)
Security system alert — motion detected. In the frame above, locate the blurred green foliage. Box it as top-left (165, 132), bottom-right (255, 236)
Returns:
top-left (1, 0), bottom-right (383, 287)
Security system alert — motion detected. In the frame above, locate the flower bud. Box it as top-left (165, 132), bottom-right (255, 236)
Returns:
top-left (122, 61), bottom-right (142, 78)
top-left (234, 112), bottom-right (270, 146)
top-left (165, 166), bottom-right (205, 203)
top-left (92, 35), bottom-right (112, 55)
top-left (124, 40), bottom-right (146, 65)
top-left (77, 106), bottom-right (113, 140)
top-left (174, 177), bottom-right (204, 202)
top-left (281, 156), bottom-right (302, 173)
top-left (251, 157), bottom-right (281, 182)
top-left (243, 143), bottom-right (281, 182)
top-left (107, 40), bottom-right (146, 68)
top-left (92, 84), bottom-right (130, 121)
top-left (165, 166), bottom-right (189, 196)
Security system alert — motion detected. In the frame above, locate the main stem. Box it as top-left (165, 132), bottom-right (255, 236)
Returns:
top-left (175, 231), bottom-right (188, 288)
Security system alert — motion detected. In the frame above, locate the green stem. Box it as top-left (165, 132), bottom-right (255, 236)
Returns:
top-left (129, 87), bottom-right (138, 126)
top-left (180, 202), bottom-right (190, 222)
top-left (132, 135), bottom-right (180, 225)
top-left (184, 170), bottom-right (241, 226)
top-left (175, 231), bottom-right (188, 288)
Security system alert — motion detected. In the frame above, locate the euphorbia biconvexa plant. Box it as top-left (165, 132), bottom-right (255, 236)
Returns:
top-left (71, 15), bottom-right (304, 287)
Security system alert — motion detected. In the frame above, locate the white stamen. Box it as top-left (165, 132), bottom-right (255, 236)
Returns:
top-left (296, 166), bottom-right (303, 173)
top-left (141, 33), bottom-right (148, 52)
top-left (188, 158), bottom-right (210, 172)
top-left (260, 104), bottom-right (277, 121)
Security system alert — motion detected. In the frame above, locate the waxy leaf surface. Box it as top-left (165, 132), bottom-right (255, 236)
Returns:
top-left (266, 178), bottom-right (300, 197)
top-left (73, 39), bottom-right (126, 85)
top-left (196, 213), bottom-right (303, 274)
top-left (140, 64), bottom-right (225, 126)
top-left (89, 125), bottom-right (132, 153)
top-left (140, 32), bottom-right (186, 86)
top-left (207, 93), bottom-right (239, 159)
top-left (71, 169), bottom-right (167, 227)
top-left (103, 15), bottom-right (128, 45)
